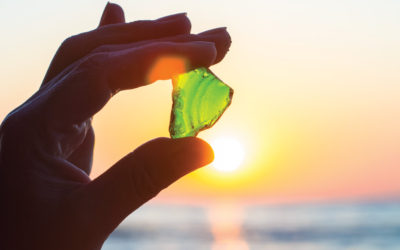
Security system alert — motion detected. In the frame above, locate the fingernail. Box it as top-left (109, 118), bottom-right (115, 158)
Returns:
top-left (199, 27), bottom-right (227, 35)
top-left (102, 2), bottom-right (112, 17)
top-left (192, 41), bottom-right (217, 50)
top-left (193, 138), bottom-right (215, 166)
top-left (158, 12), bottom-right (187, 22)
top-left (178, 137), bottom-right (214, 166)
top-left (99, 2), bottom-right (125, 26)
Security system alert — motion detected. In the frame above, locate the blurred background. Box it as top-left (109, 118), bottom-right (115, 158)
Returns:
top-left (1, 0), bottom-right (400, 249)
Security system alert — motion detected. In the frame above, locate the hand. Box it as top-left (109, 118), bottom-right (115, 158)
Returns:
top-left (0, 3), bottom-right (231, 250)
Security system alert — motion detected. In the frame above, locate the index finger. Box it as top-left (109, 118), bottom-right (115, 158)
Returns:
top-left (43, 41), bottom-right (217, 126)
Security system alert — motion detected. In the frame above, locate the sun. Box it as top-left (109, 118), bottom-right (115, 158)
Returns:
top-left (210, 137), bottom-right (245, 172)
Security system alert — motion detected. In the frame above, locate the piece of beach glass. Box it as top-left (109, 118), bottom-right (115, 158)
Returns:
top-left (169, 67), bottom-right (234, 139)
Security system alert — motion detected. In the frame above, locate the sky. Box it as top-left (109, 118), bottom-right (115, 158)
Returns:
top-left (0, 0), bottom-right (400, 204)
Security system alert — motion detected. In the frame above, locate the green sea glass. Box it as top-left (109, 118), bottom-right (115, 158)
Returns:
top-left (169, 67), bottom-right (233, 139)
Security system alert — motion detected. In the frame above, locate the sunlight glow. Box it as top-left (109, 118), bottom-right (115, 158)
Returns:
top-left (211, 137), bottom-right (245, 172)
top-left (147, 56), bottom-right (187, 83)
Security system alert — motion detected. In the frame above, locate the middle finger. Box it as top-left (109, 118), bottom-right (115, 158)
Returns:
top-left (91, 27), bottom-right (232, 64)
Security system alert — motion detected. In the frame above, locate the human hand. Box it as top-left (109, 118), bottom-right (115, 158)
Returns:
top-left (0, 3), bottom-right (231, 250)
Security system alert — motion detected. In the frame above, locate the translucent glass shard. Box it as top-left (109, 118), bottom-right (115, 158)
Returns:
top-left (169, 67), bottom-right (234, 139)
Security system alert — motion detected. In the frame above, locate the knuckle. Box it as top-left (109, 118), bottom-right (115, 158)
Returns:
top-left (90, 45), bottom-right (111, 54)
top-left (59, 35), bottom-right (77, 52)
top-left (129, 157), bottom-right (161, 201)
top-left (79, 53), bottom-right (108, 71)
top-left (0, 103), bottom-right (43, 142)
top-left (0, 114), bottom-right (15, 135)
top-left (0, 112), bottom-right (30, 148)
top-left (138, 168), bottom-right (160, 200)
top-left (58, 32), bottom-right (89, 55)
top-left (1, 112), bottom-right (23, 134)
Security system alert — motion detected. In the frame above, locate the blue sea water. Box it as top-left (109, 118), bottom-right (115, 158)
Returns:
top-left (103, 201), bottom-right (400, 250)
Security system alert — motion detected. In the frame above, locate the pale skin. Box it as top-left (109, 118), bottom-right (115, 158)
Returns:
top-left (0, 3), bottom-right (231, 250)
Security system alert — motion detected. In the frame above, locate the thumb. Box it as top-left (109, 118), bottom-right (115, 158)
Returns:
top-left (98, 2), bottom-right (125, 27)
top-left (126, 137), bottom-right (214, 197)
top-left (72, 137), bottom-right (213, 244)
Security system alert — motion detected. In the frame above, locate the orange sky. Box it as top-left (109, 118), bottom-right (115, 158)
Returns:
top-left (1, 0), bottom-right (400, 204)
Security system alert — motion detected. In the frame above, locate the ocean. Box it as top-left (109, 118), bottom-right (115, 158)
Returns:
top-left (103, 201), bottom-right (400, 250)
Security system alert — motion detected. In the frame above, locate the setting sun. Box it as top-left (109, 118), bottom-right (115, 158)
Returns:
top-left (210, 137), bottom-right (245, 172)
